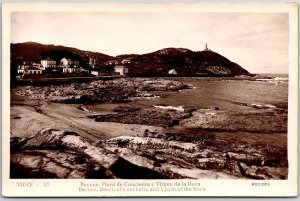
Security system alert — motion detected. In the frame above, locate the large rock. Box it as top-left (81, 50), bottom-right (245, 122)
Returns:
top-left (225, 160), bottom-right (242, 177)
top-left (10, 150), bottom-right (115, 179)
top-left (93, 108), bottom-right (192, 127)
top-left (239, 162), bottom-right (268, 180)
top-left (227, 152), bottom-right (263, 166)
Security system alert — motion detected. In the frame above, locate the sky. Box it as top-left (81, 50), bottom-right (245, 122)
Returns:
top-left (11, 12), bottom-right (289, 74)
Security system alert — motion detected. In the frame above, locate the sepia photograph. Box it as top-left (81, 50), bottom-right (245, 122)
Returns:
top-left (2, 2), bottom-right (298, 197)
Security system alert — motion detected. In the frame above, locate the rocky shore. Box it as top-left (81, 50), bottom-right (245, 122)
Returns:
top-left (10, 77), bottom-right (288, 179)
top-left (15, 78), bottom-right (191, 104)
top-left (11, 128), bottom-right (287, 179)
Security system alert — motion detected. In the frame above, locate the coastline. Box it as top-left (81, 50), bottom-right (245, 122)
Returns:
top-left (12, 73), bottom-right (287, 87)
top-left (10, 77), bottom-right (288, 179)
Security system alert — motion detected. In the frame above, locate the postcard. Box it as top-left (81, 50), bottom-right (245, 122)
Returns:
top-left (2, 2), bottom-right (298, 197)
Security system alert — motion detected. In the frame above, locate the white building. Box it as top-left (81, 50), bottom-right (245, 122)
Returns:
top-left (25, 67), bottom-right (43, 75)
top-left (89, 58), bottom-right (97, 68)
top-left (61, 58), bottom-right (79, 67)
top-left (168, 69), bottom-right (178, 75)
top-left (17, 64), bottom-right (30, 74)
top-left (63, 67), bottom-right (77, 73)
top-left (91, 70), bottom-right (100, 76)
top-left (41, 58), bottom-right (56, 69)
top-left (114, 65), bottom-right (128, 76)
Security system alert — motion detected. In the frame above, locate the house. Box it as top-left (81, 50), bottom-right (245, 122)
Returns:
top-left (41, 58), bottom-right (56, 69)
top-left (168, 69), bottom-right (178, 75)
top-left (63, 67), bottom-right (88, 74)
top-left (114, 65), bottom-right (128, 76)
top-left (91, 70), bottom-right (100, 76)
top-left (17, 63), bottom-right (44, 75)
top-left (17, 64), bottom-right (30, 74)
top-left (63, 67), bottom-right (77, 73)
top-left (60, 58), bottom-right (69, 66)
top-left (89, 58), bottom-right (97, 68)
top-left (61, 58), bottom-right (80, 67)
top-left (25, 66), bottom-right (43, 75)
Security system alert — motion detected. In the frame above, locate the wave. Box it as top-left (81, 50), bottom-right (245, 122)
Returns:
top-left (256, 77), bottom-right (288, 83)
top-left (153, 105), bottom-right (185, 112)
top-left (229, 100), bottom-right (277, 109)
top-left (273, 77), bottom-right (289, 81)
top-left (130, 94), bottom-right (160, 100)
top-left (179, 86), bottom-right (196, 92)
top-left (249, 103), bottom-right (276, 109)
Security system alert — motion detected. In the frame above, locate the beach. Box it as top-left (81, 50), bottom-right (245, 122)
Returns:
top-left (10, 76), bottom-right (288, 179)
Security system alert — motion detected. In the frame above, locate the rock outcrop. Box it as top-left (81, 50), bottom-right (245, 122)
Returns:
top-left (87, 106), bottom-right (193, 128)
top-left (10, 128), bottom-right (288, 179)
top-left (14, 78), bottom-right (191, 104)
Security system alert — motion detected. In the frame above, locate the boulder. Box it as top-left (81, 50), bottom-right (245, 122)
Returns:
top-left (239, 162), bottom-right (268, 180)
top-left (227, 152), bottom-right (263, 166)
top-left (225, 160), bottom-right (242, 176)
top-left (10, 150), bottom-right (115, 179)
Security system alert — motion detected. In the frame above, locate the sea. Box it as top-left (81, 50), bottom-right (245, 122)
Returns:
top-left (131, 74), bottom-right (289, 112)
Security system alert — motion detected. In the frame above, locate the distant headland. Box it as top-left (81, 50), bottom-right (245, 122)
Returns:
top-left (11, 42), bottom-right (251, 83)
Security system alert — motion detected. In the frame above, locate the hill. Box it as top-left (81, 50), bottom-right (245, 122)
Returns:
top-left (117, 48), bottom-right (250, 76)
top-left (10, 42), bottom-right (114, 83)
top-left (11, 42), bottom-right (250, 80)
top-left (11, 42), bottom-right (113, 66)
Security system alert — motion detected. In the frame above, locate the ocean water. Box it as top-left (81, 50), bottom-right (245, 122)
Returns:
top-left (133, 77), bottom-right (288, 112)
top-left (260, 73), bottom-right (288, 78)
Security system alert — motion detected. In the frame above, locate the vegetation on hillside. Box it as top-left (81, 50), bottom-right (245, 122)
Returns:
top-left (11, 42), bottom-right (250, 81)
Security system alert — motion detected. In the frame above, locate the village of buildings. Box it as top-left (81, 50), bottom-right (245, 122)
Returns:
top-left (16, 57), bottom-right (130, 79)
top-left (15, 44), bottom-right (214, 79)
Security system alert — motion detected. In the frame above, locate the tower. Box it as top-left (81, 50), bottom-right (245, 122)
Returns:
top-left (204, 43), bottom-right (210, 51)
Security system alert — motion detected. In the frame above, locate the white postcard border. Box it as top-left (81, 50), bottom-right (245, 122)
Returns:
top-left (2, 2), bottom-right (298, 197)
